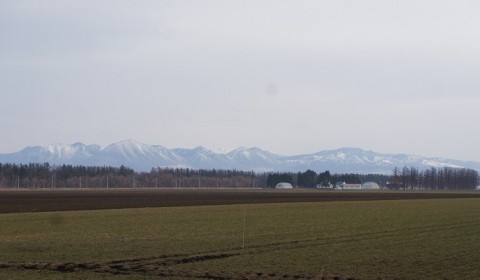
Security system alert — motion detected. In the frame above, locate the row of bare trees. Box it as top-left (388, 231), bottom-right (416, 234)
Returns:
top-left (267, 170), bottom-right (391, 188)
top-left (0, 163), bottom-right (265, 189)
top-left (1, 163), bottom-right (478, 190)
top-left (389, 166), bottom-right (479, 190)
top-left (0, 163), bottom-right (135, 189)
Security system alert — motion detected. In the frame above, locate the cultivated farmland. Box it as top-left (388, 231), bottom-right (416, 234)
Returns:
top-left (0, 190), bottom-right (479, 279)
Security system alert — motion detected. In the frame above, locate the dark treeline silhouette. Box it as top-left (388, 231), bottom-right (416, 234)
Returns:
top-left (0, 163), bottom-right (135, 189)
top-left (0, 163), bottom-right (264, 189)
top-left (148, 167), bottom-right (263, 188)
top-left (389, 166), bottom-right (479, 190)
top-left (0, 163), bottom-right (477, 190)
top-left (266, 173), bottom-right (295, 187)
top-left (266, 167), bottom-right (478, 190)
top-left (266, 170), bottom-right (390, 188)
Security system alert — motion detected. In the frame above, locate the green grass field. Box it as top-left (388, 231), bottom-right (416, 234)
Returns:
top-left (1, 198), bottom-right (480, 279)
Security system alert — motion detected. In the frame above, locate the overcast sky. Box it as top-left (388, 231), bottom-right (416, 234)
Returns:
top-left (1, 0), bottom-right (480, 161)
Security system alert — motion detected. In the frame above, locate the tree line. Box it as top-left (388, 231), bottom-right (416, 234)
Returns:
top-left (0, 163), bottom-right (382, 189)
top-left (389, 166), bottom-right (478, 190)
top-left (0, 162), bottom-right (477, 190)
top-left (266, 167), bottom-right (479, 190)
top-left (0, 163), bottom-right (135, 189)
top-left (0, 163), bottom-right (264, 189)
top-left (266, 170), bottom-right (390, 188)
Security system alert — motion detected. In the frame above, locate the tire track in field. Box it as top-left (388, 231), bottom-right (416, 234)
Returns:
top-left (238, 220), bottom-right (480, 256)
top-left (0, 257), bottom-right (327, 279)
top-left (0, 250), bottom-right (355, 279)
top-left (1, 221), bottom-right (477, 279)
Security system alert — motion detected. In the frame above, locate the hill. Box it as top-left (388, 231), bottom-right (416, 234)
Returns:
top-left (1, 140), bottom-right (479, 173)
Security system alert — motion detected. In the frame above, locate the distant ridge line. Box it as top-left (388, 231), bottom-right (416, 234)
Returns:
top-left (1, 140), bottom-right (479, 174)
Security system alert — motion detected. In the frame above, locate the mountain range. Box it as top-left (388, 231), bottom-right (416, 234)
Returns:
top-left (1, 140), bottom-right (479, 174)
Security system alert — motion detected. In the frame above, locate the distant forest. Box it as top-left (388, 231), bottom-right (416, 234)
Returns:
top-left (388, 166), bottom-right (479, 190)
top-left (0, 163), bottom-right (478, 190)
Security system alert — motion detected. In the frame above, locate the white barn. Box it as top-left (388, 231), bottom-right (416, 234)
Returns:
top-left (336, 182), bottom-right (362, 190)
top-left (362, 182), bottom-right (381, 190)
top-left (275, 182), bottom-right (293, 189)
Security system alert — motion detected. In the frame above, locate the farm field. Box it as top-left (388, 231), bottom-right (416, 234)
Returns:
top-left (0, 190), bottom-right (480, 279)
top-left (1, 188), bottom-right (480, 213)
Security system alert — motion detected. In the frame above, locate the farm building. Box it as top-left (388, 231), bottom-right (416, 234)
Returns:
top-left (362, 182), bottom-right (381, 190)
top-left (335, 182), bottom-right (362, 190)
top-left (342, 183), bottom-right (362, 190)
top-left (275, 182), bottom-right (293, 189)
top-left (316, 183), bottom-right (334, 189)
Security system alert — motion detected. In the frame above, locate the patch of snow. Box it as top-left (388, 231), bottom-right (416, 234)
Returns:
top-left (421, 159), bottom-right (462, 169)
top-left (1, 141), bottom-right (479, 173)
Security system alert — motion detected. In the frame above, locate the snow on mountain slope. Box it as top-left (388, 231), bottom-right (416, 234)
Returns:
top-left (172, 146), bottom-right (233, 169)
top-left (226, 147), bottom-right (283, 171)
top-left (0, 143), bottom-right (100, 165)
top-left (1, 141), bottom-right (479, 173)
top-left (97, 140), bottom-right (181, 170)
top-left (283, 148), bottom-right (477, 174)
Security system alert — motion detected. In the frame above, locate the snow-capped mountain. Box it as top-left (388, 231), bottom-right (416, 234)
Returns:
top-left (98, 140), bottom-right (185, 170)
top-left (171, 146), bottom-right (232, 169)
top-left (2, 143), bottom-right (101, 165)
top-left (282, 147), bottom-right (478, 174)
top-left (227, 147), bottom-right (283, 172)
top-left (1, 140), bottom-right (479, 174)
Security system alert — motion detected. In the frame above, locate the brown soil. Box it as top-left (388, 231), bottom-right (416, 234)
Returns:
top-left (0, 246), bottom-right (352, 279)
top-left (0, 188), bottom-right (479, 214)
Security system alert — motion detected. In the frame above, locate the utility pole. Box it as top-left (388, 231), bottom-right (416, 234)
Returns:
top-left (252, 170), bottom-right (255, 188)
top-left (242, 207), bottom-right (246, 249)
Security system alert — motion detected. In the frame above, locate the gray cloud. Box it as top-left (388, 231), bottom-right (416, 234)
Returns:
top-left (1, 0), bottom-right (480, 161)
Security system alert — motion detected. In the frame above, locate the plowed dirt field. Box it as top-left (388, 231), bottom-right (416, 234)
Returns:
top-left (1, 188), bottom-right (479, 213)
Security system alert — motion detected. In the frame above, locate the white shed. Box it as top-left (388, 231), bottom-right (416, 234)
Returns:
top-left (362, 182), bottom-right (381, 190)
top-left (275, 182), bottom-right (293, 189)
